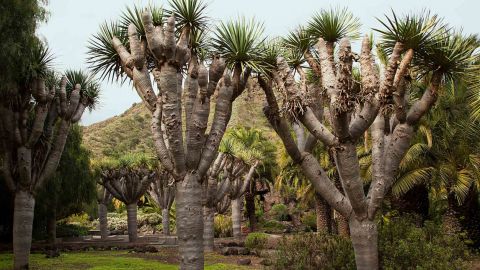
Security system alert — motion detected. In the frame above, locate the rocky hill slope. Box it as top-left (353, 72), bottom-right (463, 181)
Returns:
top-left (82, 82), bottom-right (275, 159)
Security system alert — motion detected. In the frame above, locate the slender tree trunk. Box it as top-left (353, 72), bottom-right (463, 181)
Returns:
top-left (126, 203), bottom-right (138, 242)
top-left (162, 208), bottom-right (170, 236)
top-left (245, 192), bottom-right (256, 232)
top-left (176, 173), bottom-right (204, 270)
top-left (203, 206), bottom-right (215, 252)
top-left (98, 203), bottom-right (109, 240)
top-left (442, 202), bottom-right (461, 235)
top-left (232, 197), bottom-right (242, 239)
top-left (314, 194), bottom-right (331, 233)
top-left (13, 190), bottom-right (35, 270)
top-left (336, 212), bottom-right (350, 237)
top-left (46, 207), bottom-right (57, 245)
top-left (349, 218), bottom-right (378, 270)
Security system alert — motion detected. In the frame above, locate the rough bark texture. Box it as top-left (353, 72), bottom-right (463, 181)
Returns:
top-left (203, 206), bottom-right (215, 252)
top-left (126, 203), bottom-right (138, 242)
top-left (349, 219), bottom-right (378, 270)
top-left (13, 190), bottom-right (35, 270)
top-left (314, 194), bottom-right (331, 233)
top-left (232, 197), bottom-right (242, 238)
top-left (176, 173), bottom-right (204, 269)
top-left (98, 203), bottom-right (109, 240)
top-left (162, 208), bottom-right (170, 236)
top-left (336, 212), bottom-right (350, 237)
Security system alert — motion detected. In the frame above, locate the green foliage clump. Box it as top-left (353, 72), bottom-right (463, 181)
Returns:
top-left (214, 214), bottom-right (232, 238)
top-left (55, 223), bottom-right (90, 238)
top-left (270, 204), bottom-right (289, 221)
top-left (379, 218), bottom-right (470, 270)
top-left (271, 233), bottom-right (355, 270)
top-left (301, 213), bottom-right (317, 232)
top-left (245, 232), bottom-right (268, 250)
top-left (270, 218), bottom-right (472, 270)
top-left (262, 220), bottom-right (285, 233)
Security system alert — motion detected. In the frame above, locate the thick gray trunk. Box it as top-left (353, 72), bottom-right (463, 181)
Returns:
top-left (126, 203), bottom-right (137, 242)
top-left (98, 203), bottom-right (109, 240)
top-left (232, 197), bottom-right (242, 238)
top-left (203, 206), bottom-right (215, 252)
top-left (162, 208), bottom-right (170, 236)
top-left (13, 190), bottom-right (35, 270)
top-left (349, 218), bottom-right (378, 270)
top-left (176, 173), bottom-right (204, 270)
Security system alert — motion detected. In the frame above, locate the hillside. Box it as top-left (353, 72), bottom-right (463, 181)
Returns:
top-left (82, 82), bottom-right (275, 159)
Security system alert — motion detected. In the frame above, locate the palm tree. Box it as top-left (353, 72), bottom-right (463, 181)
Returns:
top-left (227, 127), bottom-right (276, 231)
top-left (257, 7), bottom-right (478, 269)
top-left (97, 153), bottom-right (156, 242)
top-left (0, 38), bottom-right (100, 268)
top-left (87, 1), bottom-right (264, 267)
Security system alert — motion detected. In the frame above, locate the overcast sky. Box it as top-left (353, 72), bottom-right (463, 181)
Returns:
top-left (38, 0), bottom-right (479, 126)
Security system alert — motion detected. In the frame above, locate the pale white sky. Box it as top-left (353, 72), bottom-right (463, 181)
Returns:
top-left (38, 0), bottom-right (479, 126)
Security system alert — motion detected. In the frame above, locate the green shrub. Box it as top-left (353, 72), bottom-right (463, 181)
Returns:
top-left (56, 223), bottom-right (90, 238)
top-left (379, 218), bottom-right (470, 270)
top-left (301, 213), bottom-right (317, 232)
top-left (214, 214), bottom-right (232, 238)
top-left (270, 204), bottom-right (289, 221)
top-left (271, 232), bottom-right (355, 270)
top-left (262, 220), bottom-right (285, 233)
top-left (245, 232), bottom-right (269, 250)
top-left (270, 217), bottom-right (472, 270)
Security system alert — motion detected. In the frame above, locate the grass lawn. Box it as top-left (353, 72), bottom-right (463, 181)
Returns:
top-left (0, 251), bottom-right (255, 270)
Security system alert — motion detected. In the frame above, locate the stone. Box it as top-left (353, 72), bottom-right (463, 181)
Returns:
top-left (221, 247), bottom-right (238, 256)
top-left (237, 258), bottom-right (251, 265)
top-left (237, 247), bottom-right (250, 255)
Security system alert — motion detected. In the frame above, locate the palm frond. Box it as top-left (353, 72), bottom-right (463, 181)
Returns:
top-left (167, 0), bottom-right (208, 33)
top-left (392, 167), bottom-right (434, 198)
top-left (307, 7), bottom-right (360, 42)
top-left (87, 21), bottom-right (127, 83)
top-left (416, 31), bottom-right (479, 80)
top-left (120, 4), bottom-right (164, 38)
top-left (211, 16), bottom-right (266, 72)
top-left (375, 10), bottom-right (446, 55)
top-left (64, 70), bottom-right (101, 110)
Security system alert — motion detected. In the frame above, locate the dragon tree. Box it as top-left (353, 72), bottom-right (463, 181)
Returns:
top-left (0, 39), bottom-right (100, 269)
top-left (97, 154), bottom-right (155, 242)
top-left (148, 169), bottom-right (175, 236)
top-left (87, 1), bottom-right (264, 267)
top-left (96, 185), bottom-right (112, 240)
top-left (258, 8), bottom-right (478, 269)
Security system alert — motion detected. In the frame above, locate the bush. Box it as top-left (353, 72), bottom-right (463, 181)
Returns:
top-left (270, 204), bottom-right (289, 221)
top-left (271, 233), bottom-right (355, 270)
top-left (270, 217), bottom-right (472, 270)
top-left (262, 220), bottom-right (285, 233)
top-left (379, 218), bottom-right (470, 270)
top-left (301, 212), bottom-right (317, 232)
top-left (214, 214), bottom-right (232, 238)
top-left (245, 232), bottom-right (269, 250)
top-left (56, 223), bottom-right (90, 238)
